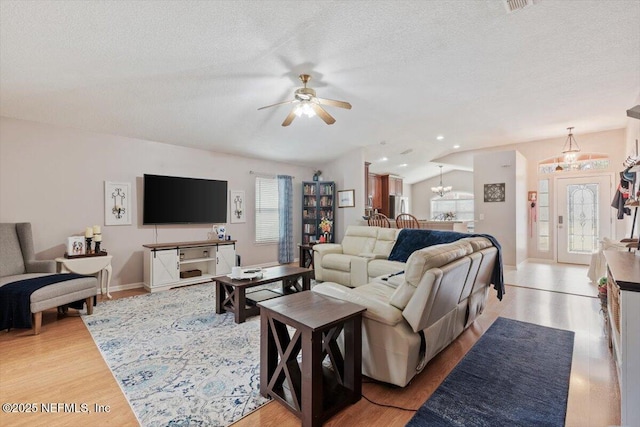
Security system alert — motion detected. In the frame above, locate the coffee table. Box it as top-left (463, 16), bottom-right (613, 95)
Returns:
top-left (214, 265), bottom-right (313, 324)
top-left (258, 291), bottom-right (366, 427)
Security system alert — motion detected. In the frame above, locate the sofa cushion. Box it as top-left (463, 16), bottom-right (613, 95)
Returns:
top-left (389, 271), bottom-right (437, 310)
top-left (0, 223), bottom-right (26, 277)
top-left (372, 228), bottom-right (399, 256)
top-left (404, 241), bottom-right (473, 287)
top-left (368, 259), bottom-right (406, 279)
top-left (313, 282), bottom-right (402, 326)
top-left (322, 253), bottom-right (363, 272)
top-left (462, 237), bottom-right (492, 251)
top-left (341, 226), bottom-right (378, 255)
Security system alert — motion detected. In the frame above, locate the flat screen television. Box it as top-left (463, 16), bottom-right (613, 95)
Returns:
top-left (143, 174), bottom-right (227, 225)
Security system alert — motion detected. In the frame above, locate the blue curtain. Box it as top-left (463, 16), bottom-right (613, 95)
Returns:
top-left (277, 175), bottom-right (294, 264)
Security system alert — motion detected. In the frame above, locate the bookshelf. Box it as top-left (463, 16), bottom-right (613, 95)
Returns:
top-left (302, 181), bottom-right (335, 244)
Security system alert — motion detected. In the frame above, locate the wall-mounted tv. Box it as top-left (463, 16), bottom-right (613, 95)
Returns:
top-left (143, 174), bottom-right (228, 225)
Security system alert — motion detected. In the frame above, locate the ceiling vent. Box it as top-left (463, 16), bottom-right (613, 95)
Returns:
top-left (504, 0), bottom-right (537, 13)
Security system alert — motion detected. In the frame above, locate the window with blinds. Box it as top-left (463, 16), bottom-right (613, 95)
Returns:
top-left (255, 176), bottom-right (279, 243)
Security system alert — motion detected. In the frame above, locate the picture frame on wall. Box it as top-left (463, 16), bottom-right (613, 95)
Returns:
top-left (484, 183), bottom-right (506, 202)
top-left (230, 190), bottom-right (246, 223)
top-left (338, 189), bottom-right (355, 208)
top-left (105, 181), bottom-right (132, 225)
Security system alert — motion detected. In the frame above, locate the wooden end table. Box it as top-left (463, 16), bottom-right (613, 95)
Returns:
top-left (298, 243), bottom-right (316, 269)
top-left (213, 265), bottom-right (313, 324)
top-left (258, 291), bottom-right (366, 427)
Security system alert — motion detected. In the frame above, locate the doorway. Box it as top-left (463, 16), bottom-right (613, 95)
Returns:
top-left (556, 174), bottom-right (613, 264)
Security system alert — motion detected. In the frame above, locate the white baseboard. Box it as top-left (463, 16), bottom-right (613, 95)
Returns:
top-left (107, 282), bottom-right (145, 292)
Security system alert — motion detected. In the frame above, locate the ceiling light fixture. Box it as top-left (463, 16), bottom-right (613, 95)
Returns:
top-left (561, 126), bottom-right (581, 164)
top-left (453, 144), bottom-right (460, 149)
top-left (436, 135), bottom-right (444, 140)
top-left (380, 157), bottom-right (388, 162)
top-left (431, 165), bottom-right (452, 197)
top-left (294, 101), bottom-right (316, 118)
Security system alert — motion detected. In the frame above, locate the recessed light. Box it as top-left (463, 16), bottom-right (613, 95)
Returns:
top-left (399, 163), bottom-right (408, 167)
top-left (380, 157), bottom-right (388, 162)
top-left (453, 144), bottom-right (460, 149)
top-left (436, 135), bottom-right (444, 140)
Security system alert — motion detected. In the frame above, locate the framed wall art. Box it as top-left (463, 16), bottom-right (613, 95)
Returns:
top-left (338, 189), bottom-right (355, 208)
top-left (105, 181), bottom-right (132, 225)
top-left (230, 190), bottom-right (246, 223)
top-left (484, 183), bottom-right (506, 202)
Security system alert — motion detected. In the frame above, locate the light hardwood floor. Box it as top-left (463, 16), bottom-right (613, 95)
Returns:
top-left (0, 263), bottom-right (620, 427)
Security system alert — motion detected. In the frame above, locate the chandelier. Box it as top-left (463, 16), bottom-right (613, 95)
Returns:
top-left (561, 126), bottom-right (581, 164)
top-left (431, 165), bottom-right (452, 197)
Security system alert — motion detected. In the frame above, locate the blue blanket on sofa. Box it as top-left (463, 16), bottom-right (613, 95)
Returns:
top-left (388, 229), bottom-right (505, 300)
top-left (0, 273), bottom-right (87, 331)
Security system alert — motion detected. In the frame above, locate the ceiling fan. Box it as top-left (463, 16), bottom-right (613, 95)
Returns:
top-left (258, 74), bottom-right (352, 126)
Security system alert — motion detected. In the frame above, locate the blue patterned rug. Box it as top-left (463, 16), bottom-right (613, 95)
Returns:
top-left (406, 317), bottom-right (575, 427)
top-left (83, 283), bottom-right (269, 426)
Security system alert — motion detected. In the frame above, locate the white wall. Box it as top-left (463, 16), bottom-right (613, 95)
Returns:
top-left (321, 148), bottom-right (365, 242)
top-left (473, 150), bottom-right (524, 268)
top-left (410, 170), bottom-right (474, 220)
top-left (0, 117), bottom-right (315, 287)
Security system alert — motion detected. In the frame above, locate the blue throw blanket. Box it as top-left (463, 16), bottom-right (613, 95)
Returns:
top-left (0, 273), bottom-right (87, 331)
top-left (388, 229), bottom-right (505, 300)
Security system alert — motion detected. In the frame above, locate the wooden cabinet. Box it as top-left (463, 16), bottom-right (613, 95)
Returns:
top-left (302, 181), bottom-right (335, 244)
top-left (369, 174), bottom-right (382, 210)
top-left (380, 175), bottom-right (403, 216)
top-left (143, 240), bottom-right (236, 292)
top-left (604, 250), bottom-right (640, 425)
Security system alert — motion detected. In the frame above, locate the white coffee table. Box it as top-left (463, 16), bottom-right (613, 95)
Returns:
top-left (56, 255), bottom-right (113, 299)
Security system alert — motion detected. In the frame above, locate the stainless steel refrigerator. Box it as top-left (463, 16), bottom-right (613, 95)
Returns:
top-left (388, 195), bottom-right (409, 218)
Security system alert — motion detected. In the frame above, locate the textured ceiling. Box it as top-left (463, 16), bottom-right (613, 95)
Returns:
top-left (1, 0), bottom-right (639, 183)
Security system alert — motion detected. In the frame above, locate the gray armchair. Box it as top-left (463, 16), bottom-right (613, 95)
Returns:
top-left (0, 223), bottom-right (97, 334)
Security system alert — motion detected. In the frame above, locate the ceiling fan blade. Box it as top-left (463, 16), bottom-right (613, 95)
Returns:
top-left (281, 109), bottom-right (297, 127)
top-left (315, 97), bottom-right (352, 110)
top-left (258, 99), bottom-right (295, 110)
top-left (310, 103), bottom-right (336, 125)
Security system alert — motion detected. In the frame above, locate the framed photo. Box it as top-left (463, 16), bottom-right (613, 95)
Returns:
top-left (484, 183), bottom-right (506, 202)
top-left (105, 181), bottom-right (132, 225)
top-left (230, 190), bottom-right (246, 223)
top-left (338, 189), bottom-right (355, 208)
top-left (67, 236), bottom-right (85, 255)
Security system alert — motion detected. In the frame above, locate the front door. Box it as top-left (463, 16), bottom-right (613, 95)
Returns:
top-left (556, 174), bottom-right (613, 264)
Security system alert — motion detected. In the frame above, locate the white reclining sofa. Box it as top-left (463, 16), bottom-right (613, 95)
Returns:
top-left (313, 225), bottom-right (404, 287)
top-left (313, 235), bottom-right (501, 387)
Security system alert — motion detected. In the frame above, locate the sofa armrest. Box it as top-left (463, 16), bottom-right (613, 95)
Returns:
top-left (314, 243), bottom-right (343, 255)
top-left (25, 260), bottom-right (56, 273)
top-left (358, 252), bottom-right (387, 259)
top-left (313, 282), bottom-right (403, 326)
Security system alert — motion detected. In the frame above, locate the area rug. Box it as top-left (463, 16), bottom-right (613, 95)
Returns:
top-left (406, 317), bottom-right (575, 427)
top-left (82, 283), bottom-right (269, 426)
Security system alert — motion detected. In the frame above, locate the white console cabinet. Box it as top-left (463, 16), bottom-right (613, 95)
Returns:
top-left (143, 240), bottom-right (236, 292)
top-left (604, 250), bottom-right (640, 427)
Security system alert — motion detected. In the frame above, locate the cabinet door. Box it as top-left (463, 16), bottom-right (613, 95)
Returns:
top-left (395, 178), bottom-right (403, 196)
top-left (216, 245), bottom-right (235, 275)
top-left (373, 176), bottom-right (382, 208)
top-left (152, 249), bottom-right (179, 286)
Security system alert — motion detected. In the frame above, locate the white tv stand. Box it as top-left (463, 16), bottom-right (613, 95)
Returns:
top-left (143, 240), bottom-right (236, 293)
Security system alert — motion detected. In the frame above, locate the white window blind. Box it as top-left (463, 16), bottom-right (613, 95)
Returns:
top-left (255, 176), bottom-right (279, 243)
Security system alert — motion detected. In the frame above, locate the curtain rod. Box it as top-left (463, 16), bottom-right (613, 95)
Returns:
top-left (249, 171), bottom-right (295, 179)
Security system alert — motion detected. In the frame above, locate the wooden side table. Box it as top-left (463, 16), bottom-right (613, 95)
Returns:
top-left (298, 243), bottom-right (316, 269)
top-left (56, 255), bottom-right (113, 299)
top-left (258, 291), bottom-right (366, 427)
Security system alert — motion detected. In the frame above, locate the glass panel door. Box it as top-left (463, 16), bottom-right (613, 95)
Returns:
top-left (556, 175), bottom-right (612, 264)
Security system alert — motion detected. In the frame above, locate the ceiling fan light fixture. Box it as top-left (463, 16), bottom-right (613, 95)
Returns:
top-left (294, 101), bottom-right (316, 118)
